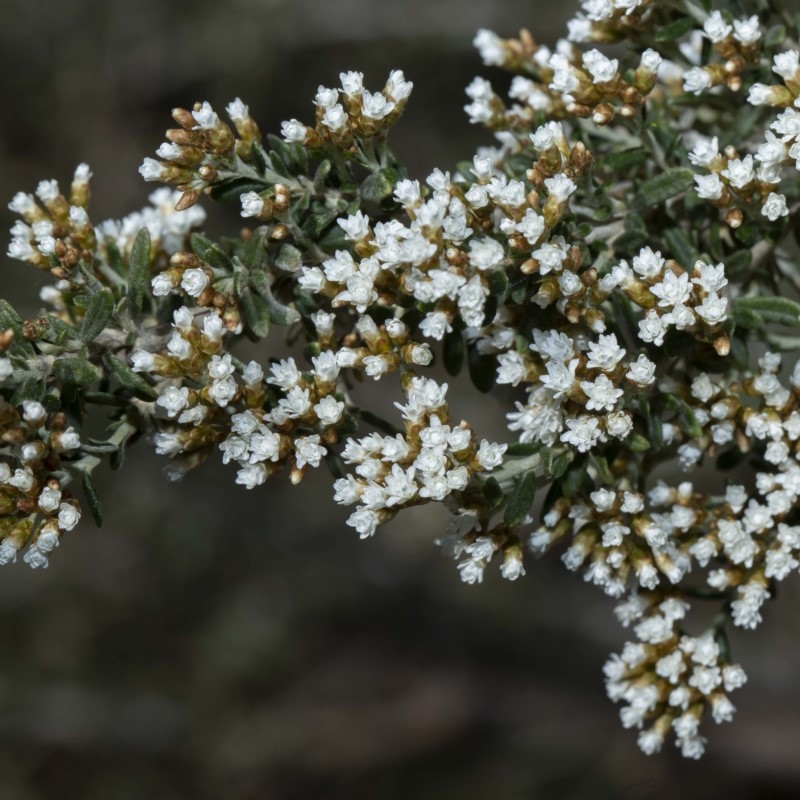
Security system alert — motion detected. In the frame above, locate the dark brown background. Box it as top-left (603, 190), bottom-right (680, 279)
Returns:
top-left (1, 1), bottom-right (799, 797)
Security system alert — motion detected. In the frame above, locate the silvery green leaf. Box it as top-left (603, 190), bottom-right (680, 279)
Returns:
top-left (80, 288), bottom-right (114, 342)
top-left (504, 470), bottom-right (536, 526)
top-left (127, 227), bottom-right (151, 323)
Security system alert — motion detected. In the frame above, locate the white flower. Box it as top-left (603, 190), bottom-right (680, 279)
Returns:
top-left (544, 174), bottom-right (577, 202)
top-left (181, 268), bottom-right (209, 297)
top-left (322, 104), bottom-right (347, 131)
top-left (638, 310), bottom-right (668, 346)
top-left (208, 354), bottom-right (235, 381)
top-left (640, 48), bottom-right (662, 74)
top-left (581, 374), bottom-right (623, 411)
top-left (469, 237), bottom-right (505, 270)
top-left (191, 101), bottom-right (219, 130)
top-left (541, 358), bottom-right (579, 398)
top-left (315, 86), bottom-right (339, 108)
top-left (22, 400), bottom-right (46, 424)
top-left (514, 209), bottom-right (546, 245)
top-left (473, 29), bottom-right (505, 65)
top-left (748, 83), bottom-right (775, 106)
top-left (236, 464), bottom-right (268, 489)
top-left (151, 273), bottom-right (174, 296)
top-left (386, 69), bottom-right (413, 102)
top-left (606, 411), bottom-right (633, 439)
top-left (688, 136), bottom-right (719, 168)
top-left (731, 582), bottom-right (770, 629)
top-left (347, 507), bottom-right (380, 538)
top-left (242, 361), bottom-right (264, 385)
top-left (281, 119), bottom-right (308, 143)
top-left (226, 98), bottom-right (248, 124)
top-left (38, 486), bottom-right (62, 513)
top-left (703, 11), bottom-right (732, 43)
top-left (721, 155), bottom-right (755, 189)
top-left (458, 558), bottom-right (486, 584)
top-left (60, 427), bottom-right (85, 450)
top-left (531, 121), bottom-right (563, 151)
top-left (8, 468), bottom-right (35, 492)
top-left (533, 240), bottom-right (568, 274)
top-left (561, 415), bottom-right (603, 452)
top-left (35, 529), bottom-right (60, 554)
top-left (500, 551), bottom-right (525, 580)
top-left (762, 192), bottom-right (789, 221)
top-left (733, 15), bottom-right (760, 45)
top-left (567, 17), bottom-right (593, 43)
top-left (695, 292), bottom-right (728, 325)
top-left (694, 173), bottom-right (723, 200)
top-left (57, 503), bottom-right (81, 532)
top-left (139, 158), bottom-right (165, 182)
top-left (774, 50), bottom-right (800, 81)
top-left (626, 354), bottom-right (656, 385)
top-left (36, 179), bottom-right (59, 203)
top-left (294, 435), bottom-right (326, 469)
top-left (684, 68), bottom-right (712, 95)
top-left (155, 432), bottom-right (183, 456)
top-left (651, 271), bottom-right (691, 308)
top-left (240, 191), bottom-right (264, 218)
top-left (131, 351), bottom-right (155, 373)
top-left (314, 395), bottom-right (344, 425)
top-left (723, 664), bottom-right (747, 692)
top-left (209, 378), bottom-right (237, 407)
top-left (631, 246), bottom-right (664, 279)
top-left (340, 71), bottom-right (364, 95)
top-left (8, 191), bottom-right (37, 216)
top-left (586, 333), bottom-right (626, 371)
top-left (267, 357), bottom-right (301, 390)
top-left (361, 90), bottom-right (395, 120)
top-left (582, 49), bottom-right (618, 83)
top-left (476, 440), bottom-right (507, 470)
top-left (692, 261), bottom-right (727, 292)
top-left (394, 179), bottom-right (421, 206)
top-left (337, 211), bottom-right (370, 241)
top-left (249, 427), bottom-right (281, 462)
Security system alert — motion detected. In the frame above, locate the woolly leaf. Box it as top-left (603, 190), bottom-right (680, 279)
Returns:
top-left (80, 288), bottom-right (114, 343)
top-left (504, 470), bottom-right (537, 527)
top-left (633, 168), bottom-right (695, 211)
top-left (127, 227), bottom-right (151, 323)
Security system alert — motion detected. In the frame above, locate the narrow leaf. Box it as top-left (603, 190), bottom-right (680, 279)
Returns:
top-left (467, 345), bottom-right (495, 394)
top-left (275, 244), bottom-right (303, 272)
top-left (633, 168), bottom-right (695, 211)
top-left (52, 357), bottom-right (101, 387)
top-left (240, 287), bottom-right (271, 338)
top-left (655, 16), bottom-right (696, 41)
top-left (443, 329), bottom-right (465, 376)
top-left (504, 470), bottom-right (537, 527)
top-left (736, 296), bottom-right (800, 327)
top-left (82, 471), bottom-right (104, 527)
top-left (505, 442), bottom-right (543, 457)
top-left (105, 354), bottom-right (157, 400)
top-left (483, 476), bottom-right (504, 509)
top-left (127, 227), bottom-right (151, 322)
top-left (80, 288), bottom-right (114, 342)
top-left (191, 233), bottom-right (233, 271)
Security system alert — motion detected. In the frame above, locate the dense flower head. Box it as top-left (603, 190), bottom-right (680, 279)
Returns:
top-left (6, 0), bottom-right (800, 762)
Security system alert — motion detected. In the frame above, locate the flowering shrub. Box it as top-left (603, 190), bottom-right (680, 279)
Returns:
top-left (5, 0), bottom-right (800, 759)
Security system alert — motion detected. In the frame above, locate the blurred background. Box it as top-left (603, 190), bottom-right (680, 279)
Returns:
top-left (2, 1), bottom-right (800, 797)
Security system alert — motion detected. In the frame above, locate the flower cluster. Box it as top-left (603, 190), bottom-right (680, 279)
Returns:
top-left (606, 596), bottom-right (747, 759)
top-left (6, 0), bottom-right (800, 760)
top-left (335, 375), bottom-right (506, 541)
top-left (0, 394), bottom-right (82, 568)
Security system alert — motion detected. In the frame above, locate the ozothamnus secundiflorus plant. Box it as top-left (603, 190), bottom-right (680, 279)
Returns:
top-left (5, 0), bottom-right (800, 759)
